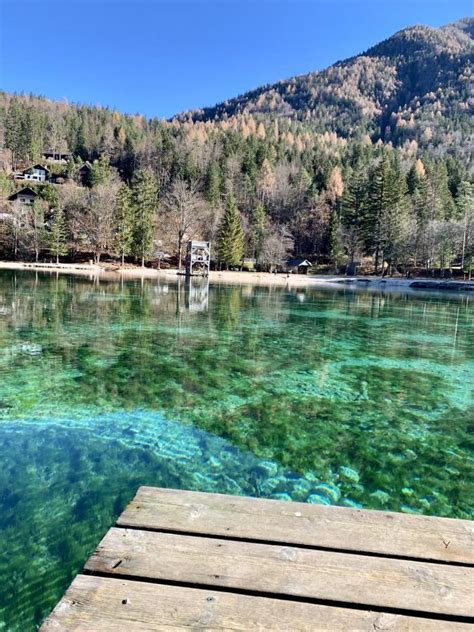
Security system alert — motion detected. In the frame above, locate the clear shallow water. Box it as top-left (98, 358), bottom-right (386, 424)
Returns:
top-left (0, 271), bottom-right (473, 630)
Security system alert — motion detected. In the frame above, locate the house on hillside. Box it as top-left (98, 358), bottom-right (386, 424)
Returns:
top-left (8, 187), bottom-right (38, 206)
top-left (20, 164), bottom-right (49, 183)
top-left (77, 162), bottom-right (92, 185)
top-left (42, 151), bottom-right (73, 163)
top-left (286, 258), bottom-right (312, 274)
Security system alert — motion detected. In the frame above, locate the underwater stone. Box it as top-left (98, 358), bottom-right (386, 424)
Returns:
top-left (258, 477), bottom-right (281, 495)
top-left (370, 490), bottom-right (390, 504)
top-left (254, 460), bottom-right (279, 477)
top-left (208, 456), bottom-right (221, 469)
top-left (307, 493), bottom-right (332, 506)
top-left (339, 466), bottom-right (360, 483)
top-left (312, 483), bottom-right (341, 503)
top-left (290, 479), bottom-right (313, 499)
top-left (339, 499), bottom-right (363, 509)
top-left (271, 493), bottom-right (292, 502)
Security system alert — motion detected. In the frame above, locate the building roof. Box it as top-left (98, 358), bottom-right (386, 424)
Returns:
top-left (287, 258), bottom-right (312, 267)
top-left (8, 187), bottom-right (38, 200)
top-left (23, 164), bottom-right (49, 174)
top-left (42, 151), bottom-right (72, 157)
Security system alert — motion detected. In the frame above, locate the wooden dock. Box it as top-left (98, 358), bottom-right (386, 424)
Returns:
top-left (41, 486), bottom-right (473, 630)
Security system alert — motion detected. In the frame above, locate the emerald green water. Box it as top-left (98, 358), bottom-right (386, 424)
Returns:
top-left (0, 270), bottom-right (472, 630)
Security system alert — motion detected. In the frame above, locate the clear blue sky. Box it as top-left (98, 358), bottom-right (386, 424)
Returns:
top-left (0, 0), bottom-right (471, 119)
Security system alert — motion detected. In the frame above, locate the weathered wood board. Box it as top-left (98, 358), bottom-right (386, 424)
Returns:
top-left (41, 486), bottom-right (474, 631)
top-left (42, 575), bottom-right (473, 632)
top-left (118, 486), bottom-right (474, 564)
top-left (86, 527), bottom-right (473, 617)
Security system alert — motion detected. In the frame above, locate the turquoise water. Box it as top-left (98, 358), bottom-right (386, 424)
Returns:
top-left (0, 270), bottom-right (473, 630)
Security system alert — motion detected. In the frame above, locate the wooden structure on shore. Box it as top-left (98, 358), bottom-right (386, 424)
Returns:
top-left (185, 240), bottom-right (211, 276)
top-left (42, 487), bottom-right (473, 630)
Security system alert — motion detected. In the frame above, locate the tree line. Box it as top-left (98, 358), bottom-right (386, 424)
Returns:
top-left (0, 93), bottom-right (472, 274)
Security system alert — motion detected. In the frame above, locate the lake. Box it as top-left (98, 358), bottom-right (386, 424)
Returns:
top-left (0, 270), bottom-right (472, 630)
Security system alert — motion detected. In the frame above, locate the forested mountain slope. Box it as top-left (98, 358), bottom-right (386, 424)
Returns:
top-left (180, 18), bottom-right (473, 161)
top-left (0, 19), bottom-right (472, 272)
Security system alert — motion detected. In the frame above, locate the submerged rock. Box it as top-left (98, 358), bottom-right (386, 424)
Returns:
top-left (370, 490), bottom-right (390, 504)
top-left (271, 492), bottom-right (292, 502)
top-left (307, 493), bottom-right (332, 505)
top-left (258, 477), bottom-right (281, 495)
top-left (290, 479), bottom-right (313, 500)
top-left (339, 466), bottom-right (360, 483)
top-left (339, 498), bottom-right (363, 509)
top-left (254, 460), bottom-right (278, 477)
top-left (311, 483), bottom-right (341, 503)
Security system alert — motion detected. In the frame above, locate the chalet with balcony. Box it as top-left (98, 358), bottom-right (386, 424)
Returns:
top-left (20, 164), bottom-right (49, 183)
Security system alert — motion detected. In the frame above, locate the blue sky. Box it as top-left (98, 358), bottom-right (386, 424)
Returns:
top-left (0, 0), bottom-right (471, 119)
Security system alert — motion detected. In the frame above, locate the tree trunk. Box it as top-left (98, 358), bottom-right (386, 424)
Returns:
top-left (141, 255), bottom-right (145, 268)
top-left (178, 231), bottom-right (183, 271)
top-left (121, 253), bottom-right (125, 267)
top-left (56, 254), bottom-right (59, 264)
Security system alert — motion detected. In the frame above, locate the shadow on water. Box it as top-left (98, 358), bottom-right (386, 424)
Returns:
top-left (0, 270), bottom-right (472, 630)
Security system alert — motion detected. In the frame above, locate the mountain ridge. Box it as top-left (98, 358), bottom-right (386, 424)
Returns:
top-left (176, 17), bottom-right (473, 158)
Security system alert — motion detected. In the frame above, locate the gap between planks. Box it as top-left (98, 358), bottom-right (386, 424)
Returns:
top-left (85, 527), bottom-right (474, 619)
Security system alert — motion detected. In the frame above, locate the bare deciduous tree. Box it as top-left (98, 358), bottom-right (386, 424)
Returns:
top-left (160, 178), bottom-right (208, 269)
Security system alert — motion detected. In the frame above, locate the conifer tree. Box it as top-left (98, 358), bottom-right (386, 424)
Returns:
top-left (362, 157), bottom-right (388, 273)
top-left (89, 156), bottom-right (111, 187)
top-left (249, 202), bottom-right (266, 262)
top-left (205, 162), bottom-right (222, 208)
top-left (217, 193), bottom-right (244, 269)
top-left (131, 168), bottom-right (157, 267)
top-left (328, 205), bottom-right (344, 270)
top-left (49, 208), bottom-right (68, 263)
top-left (341, 166), bottom-right (366, 262)
top-left (114, 184), bottom-right (134, 266)
top-left (5, 98), bottom-right (24, 166)
top-left (380, 160), bottom-right (410, 271)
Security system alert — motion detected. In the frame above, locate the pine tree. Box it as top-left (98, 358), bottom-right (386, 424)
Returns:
top-left (363, 155), bottom-right (394, 273)
top-left (328, 205), bottom-right (344, 270)
top-left (5, 98), bottom-right (24, 166)
top-left (217, 193), bottom-right (244, 269)
top-left (89, 155), bottom-right (111, 187)
top-left (49, 208), bottom-right (68, 263)
top-left (205, 162), bottom-right (221, 207)
top-left (131, 168), bottom-right (157, 267)
top-left (114, 184), bottom-right (134, 266)
top-left (341, 165), bottom-right (366, 262)
top-left (249, 202), bottom-right (266, 262)
top-left (380, 160), bottom-right (410, 271)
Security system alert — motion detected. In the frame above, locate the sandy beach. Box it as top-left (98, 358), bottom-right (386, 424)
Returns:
top-left (0, 260), bottom-right (472, 292)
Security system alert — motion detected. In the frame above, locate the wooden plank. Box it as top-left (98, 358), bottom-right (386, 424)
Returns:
top-left (85, 528), bottom-right (474, 618)
top-left (117, 487), bottom-right (474, 564)
top-left (41, 574), bottom-right (472, 631)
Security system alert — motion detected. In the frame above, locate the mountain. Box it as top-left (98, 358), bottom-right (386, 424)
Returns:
top-left (178, 18), bottom-right (474, 158)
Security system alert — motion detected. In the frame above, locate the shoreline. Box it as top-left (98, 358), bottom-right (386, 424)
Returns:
top-left (0, 260), bottom-right (472, 293)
